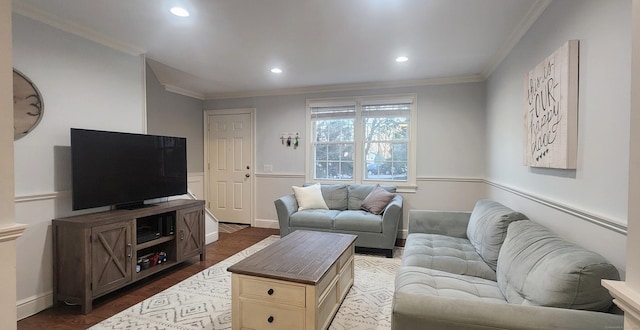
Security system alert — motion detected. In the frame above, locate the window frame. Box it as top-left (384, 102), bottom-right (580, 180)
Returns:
top-left (305, 94), bottom-right (417, 191)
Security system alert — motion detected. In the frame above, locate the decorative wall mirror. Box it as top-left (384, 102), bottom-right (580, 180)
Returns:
top-left (13, 69), bottom-right (44, 140)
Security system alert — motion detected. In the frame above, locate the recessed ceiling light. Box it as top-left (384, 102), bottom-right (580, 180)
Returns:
top-left (396, 56), bottom-right (409, 63)
top-left (270, 68), bottom-right (283, 74)
top-left (170, 6), bottom-right (190, 17)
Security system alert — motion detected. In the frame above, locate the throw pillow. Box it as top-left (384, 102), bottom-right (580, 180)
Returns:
top-left (292, 183), bottom-right (328, 211)
top-left (360, 184), bottom-right (395, 215)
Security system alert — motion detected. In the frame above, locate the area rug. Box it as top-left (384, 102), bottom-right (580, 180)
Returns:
top-left (90, 235), bottom-right (402, 330)
top-left (218, 222), bottom-right (249, 234)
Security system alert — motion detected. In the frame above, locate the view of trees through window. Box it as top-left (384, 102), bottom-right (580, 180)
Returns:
top-left (311, 98), bottom-right (411, 182)
top-left (364, 116), bottom-right (408, 181)
top-left (314, 118), bottom-right (354, 179)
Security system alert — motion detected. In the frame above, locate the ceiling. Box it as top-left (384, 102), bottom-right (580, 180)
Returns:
top-left (12, 0), bottom-right (550, 99)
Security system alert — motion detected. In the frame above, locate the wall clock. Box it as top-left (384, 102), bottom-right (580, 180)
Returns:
top-left (13, 69), bottom-right (44, 140)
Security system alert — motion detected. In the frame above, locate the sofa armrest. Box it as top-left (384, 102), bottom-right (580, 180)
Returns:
top-left (383, 195), bottom-right (403, 219)
top-left (392, 291), bottom-right (623, 330)
top-left (382, 194), bottom-right (403, 228)
top-left (274, 194), bottom-right (298, 236)
top-left (408, 210), bottom-right (471, 238)
top-left (380, 194), bottom-right (403, 253)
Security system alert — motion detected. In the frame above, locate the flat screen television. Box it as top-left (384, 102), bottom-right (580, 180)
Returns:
top-left (71, 128), bottom-right (187, 210)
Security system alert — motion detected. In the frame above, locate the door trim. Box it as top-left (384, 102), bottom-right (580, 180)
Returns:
top-left (203, 108), bottom-right (256, 226)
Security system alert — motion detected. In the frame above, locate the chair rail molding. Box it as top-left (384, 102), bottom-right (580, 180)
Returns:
top-left (485, 180), bottom-right (627, 235)
top-left (0, 223), bottom-right (28, 242)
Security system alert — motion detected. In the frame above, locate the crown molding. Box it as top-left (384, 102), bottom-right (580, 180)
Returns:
top-left (12, 2), bottom-right (146, 56)
top-left (204, 75), bottom-right (484, 100)
top-left (481, 0), bottom-right (552, 79)
top-left (164, 84), bottom-right (205, 100)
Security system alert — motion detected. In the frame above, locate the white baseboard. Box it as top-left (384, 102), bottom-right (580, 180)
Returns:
top-left (17, 230), bottom-right (218, 321)
top-left (254, 218), bottom-right (279, 229)
top-left (206, 231), bottom-right (219, 245)
top-left (17, 291), bottom-right (53, 320)
top-left (399, 229), bottom-right (408, 239)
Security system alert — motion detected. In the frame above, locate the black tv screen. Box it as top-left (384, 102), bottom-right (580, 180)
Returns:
top-left (71, 128), bottom-right (187, 210)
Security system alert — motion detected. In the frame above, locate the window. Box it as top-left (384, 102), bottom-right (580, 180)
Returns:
top-left (307, 94), bottom-right (416, 187)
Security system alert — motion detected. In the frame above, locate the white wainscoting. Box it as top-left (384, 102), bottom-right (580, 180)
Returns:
top-left (186, 172), bottom-right (218, 244)
top-left (485, 181), bottom-right (627, 278)
top-left (254, 173), bottom-right (306, 229)
top-left (253, 174), bottom-right (487, 239)
top-left (187, 172), bottom-right (205, 201)
top-left (14, 194), bottom-right (57, 321)
top-left (14, 172), bottom-right (213, 320)
top-left (252, 174), bottom-right (626, 275)
top-left (14, 174), bottom-right (627, 319)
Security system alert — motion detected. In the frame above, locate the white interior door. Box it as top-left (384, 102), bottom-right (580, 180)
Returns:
top-left (206, 112), bottom-right (253, 225)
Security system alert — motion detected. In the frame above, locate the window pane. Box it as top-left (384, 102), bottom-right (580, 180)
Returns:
top-left (364, 117), bottom-right (409, 141)
top-left (338, 161), bottom-right (353, 179)
top-left (315, 161), bottom-right (329, 179)
top-left (315, 144), bottom-right (328, 161)
top-left (364, 142), bottom-right (408, 181)
top-left (315, 119), bottom-right (354, 142)
top-left (313, 143), bottom-right (354, 180)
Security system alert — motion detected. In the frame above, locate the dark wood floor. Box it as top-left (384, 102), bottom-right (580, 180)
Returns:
top-left (17, 227), bottom-right (279, 330)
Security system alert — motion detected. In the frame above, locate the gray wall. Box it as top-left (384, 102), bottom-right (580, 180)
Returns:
top-left (485, 0), bottom-right (630, 275)
top-left (12, 14), bottom-right (146, 318)
top-left (204, 82), bottom-right (488, 232)
top-left (146, 63), bottom-right (204, 172)
top-left (204, 82), bottom-right (486, 178)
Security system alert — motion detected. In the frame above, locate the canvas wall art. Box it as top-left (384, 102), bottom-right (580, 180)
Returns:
top-left (524, 40), bottom-right (579, 169)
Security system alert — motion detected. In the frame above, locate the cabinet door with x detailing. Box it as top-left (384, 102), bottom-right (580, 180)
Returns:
top-left (177, 206), bottom-right (205, 262)
top-left (91, 220), bottom-right (133, 296)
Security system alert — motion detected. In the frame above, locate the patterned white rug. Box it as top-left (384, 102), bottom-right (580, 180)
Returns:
top-left (90, 236), bottom-right (402, 330)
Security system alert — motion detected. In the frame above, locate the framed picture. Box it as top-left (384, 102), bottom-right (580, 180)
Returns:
top-left (524, 40), bottom-right (579, 169)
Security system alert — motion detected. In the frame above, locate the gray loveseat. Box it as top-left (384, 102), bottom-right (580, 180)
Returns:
top-left (275, 184), bottom-right (403, 257)
top-left (392, 199), bottom-right (623, 330)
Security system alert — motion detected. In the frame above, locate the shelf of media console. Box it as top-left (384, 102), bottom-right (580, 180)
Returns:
top-left (134, 259), bottom-right (178, 280)
top-left (136, 235), bottom-right (174, 250)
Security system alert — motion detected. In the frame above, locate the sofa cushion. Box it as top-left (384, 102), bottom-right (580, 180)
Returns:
top-left (360, 184), bottom-right (396, 215)
top-left (334, 210), bottom-right (382, 233)
top-left (348, 184), bottom-right (396, 210)
top-left (395, 266), bottom-right (507, 304)
top-left (321, 184), bottom-right (348, 210)
top-left (289, 209), bottom-right (339, 229)
top-left (304, 183), bottom-right (348, 210)
top-left (497, 221), bottom-right (619, 312)
top-left (292, 183), bottom-right (328, 211)
top-left (466, 199), bottom-right (528, 271)
top-left (403, 233), bottom-right (497, 281)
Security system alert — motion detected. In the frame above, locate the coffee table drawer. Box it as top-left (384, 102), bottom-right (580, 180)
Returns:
top-left (239, 300), bottom-right (305, 330)
top-left (317, 279), bottom-right (339, 329)
top-left (338, 257), bottom-right (354, 300)
top-left (238, 276), bottom-right (306, 307)
top-left (338, 244), bottom-right (354, 270)
top-left (316, 262), bottom-right (337, 298)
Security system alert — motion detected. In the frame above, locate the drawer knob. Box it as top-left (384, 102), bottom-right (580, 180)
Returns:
top-left (267, 288), bottom-right (274, 295)
top-left (267, 316), bottom-right (274, 323)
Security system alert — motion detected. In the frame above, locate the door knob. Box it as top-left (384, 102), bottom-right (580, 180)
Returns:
top-left (245, 173), bottom-right (251, 178)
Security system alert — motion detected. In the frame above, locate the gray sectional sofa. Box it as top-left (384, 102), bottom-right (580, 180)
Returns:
top-left (274, 183), bottom-right (403, 257)
top-left (392, 199), bottom-right (623, 330)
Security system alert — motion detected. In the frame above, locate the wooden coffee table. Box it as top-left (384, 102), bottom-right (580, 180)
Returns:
top-left (227, 230), bottom-right (357, 330)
